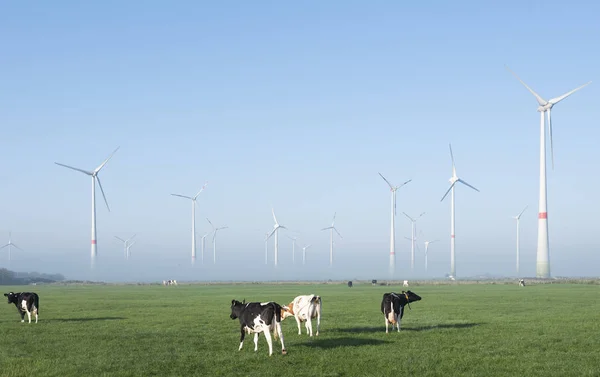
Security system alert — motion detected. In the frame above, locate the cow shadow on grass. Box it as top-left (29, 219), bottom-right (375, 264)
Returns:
top-left (52, 317), bottom-right (127, 322)
top-left (335, 323), bottom-right (481, 334)
top-left (297, 337), bottom-right (391, 349)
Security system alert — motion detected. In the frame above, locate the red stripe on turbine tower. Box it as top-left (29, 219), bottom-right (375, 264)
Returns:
top-left (538, 212), bottom-right (547, 219)
top-left (91, 240), bottom-right (97, 244)
top-left (451, 235), bottom-right (455, 238)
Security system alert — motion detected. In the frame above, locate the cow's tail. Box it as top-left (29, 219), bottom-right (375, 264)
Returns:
top-left (311, 295), bottom-right (321, 305)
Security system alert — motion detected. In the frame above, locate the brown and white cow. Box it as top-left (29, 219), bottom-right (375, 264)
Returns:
top-left (281, 294), bottom-right (322, 337)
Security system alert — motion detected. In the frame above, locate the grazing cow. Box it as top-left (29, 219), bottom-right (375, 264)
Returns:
top-left (371, 279), bottom-right (377, 286)
top-left (230, 299), bottom-right (287, 356)
top-left (403, 280), bottom-right (409, 287)
top-left (380, 290), bottom-right (422, 333)
top-left (4, 292), bottom-right (40, 323)
top-left (519, 279), bottom-right (526, 287)
top-left (347, 281), bottom-right (353, 287)
top-left (281, 294), bottom-right (322, 337)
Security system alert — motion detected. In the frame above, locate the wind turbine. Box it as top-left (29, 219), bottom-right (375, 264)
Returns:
top-left (440, 144), bottom-right (480, 279)
top-left (321, 212), bottom-right (342, 267)
top-left (55, 147), bottom-right (119, 268)
top-left (506, 66), bottom-right (590, 278)
top-left (207, 218), bottom-right (228, 264)
top-left (0, 232), bottom-right (24, 264)
top-left (378, 173), bottom-right (411, 277)
top-left (267, 209), bottom-right (287, 267)
top-left (302, 244), bottom-right (311, 265)
top-left (114, 234), bottom-right (136, 260)
top-left (126, 240), bottom-right (136, 259)
top-left (513, 205), bottom-right (528, 277)
top-left (201, 232), bottom-right (209, 264)
top-left (403, 212), bottom-right (425, 271)
top-left (171, 182), bottom-right (208, 265)
top-left (287, 235), bottom-right (298, 264)
top-left (422, 235), bottom-right (439, 273)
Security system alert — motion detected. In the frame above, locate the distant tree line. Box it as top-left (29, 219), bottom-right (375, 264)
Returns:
top-left (0, 268), bottom-right (65, 285)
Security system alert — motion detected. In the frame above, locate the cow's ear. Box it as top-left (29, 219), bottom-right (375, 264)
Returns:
top-left (231, 299), bottom-right (236, 305)
top-left (242, 298), bottom-right (246, 304)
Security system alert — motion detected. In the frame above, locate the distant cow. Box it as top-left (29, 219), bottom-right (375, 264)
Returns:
top-left (372, 279), bottom-right (377, 286)
top-left (519, 279), bottom-right (526, 287)
top-left (230, 299), bottom-right (287, 356)
top-left (4, 292), bottom-right (40, 323)
top-left (282, 294), bottom-right (322, 336)
top-left (347, 281), bottom-right (353, 287)
top-left (403, 280), bottom-right (409, 287)
top-left (163, 279), bottom-right (178, 286)
top-left (380, 291), bottom-right (422, 333)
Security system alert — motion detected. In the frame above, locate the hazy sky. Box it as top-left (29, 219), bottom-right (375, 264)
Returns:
top-left (0, 1), bottom-right (598, 282)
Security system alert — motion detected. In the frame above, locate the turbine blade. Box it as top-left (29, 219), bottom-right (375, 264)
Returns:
top-left (505, 65), bottom-right (548, 106)
top-left (218, 226), bottom-right (229, 230)
top-left (129, 240), bottom-right (136, 247)
top-left (333, 227), bottom-right (342, 239)
top-left (440, 182), bottom-right (456, 202)
top-left (268, 228), bottom-right (277, 239)
top-left (378, 172), bottom-right (394, 189)
top-left (0, 244), bottom-right (8, 249)
top-left (331, 212), bottom-right (337, 226)
top-left (404, 236), bottom-right (412, 241)
top-left (548, 81), bottom-right (592, 105)
top-left (449, 144), bottom-right (456, 174)
top-left (418, 212), bottom-right (426, 220)
top-left (399, 179), bottom-right (412, 188)
top-left (193, 181), bottom-right (209, 200)
top-left (321, 227), bottom-right (332, 231)
top-left (114, 236), bottom-right (126, 242)
top-left (272, 208), bottom-right (279, 225)
top-left (518, 205), bottom-right (528, 218)
top-left (402, 212), bottom-right (414, 222)
top-left (96, 176), bottom-right (111, 212)
top-left (94, 146), bottom-right (120, 173)
top-left (457, 179), bottom-right (480, 192)
top-left (55, 163), bottom-right (93, 176)
top-left (129, 234), bottom-right (137, 242)
top-left (547, 110), bottom-right (554, 170)
top-left (206, 218), bottom-right (215, 230)
top-left (171, 194), bottom-right (193, 200)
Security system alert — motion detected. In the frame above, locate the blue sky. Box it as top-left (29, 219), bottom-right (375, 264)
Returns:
top-left (0, 1), bottom-right (598, 282)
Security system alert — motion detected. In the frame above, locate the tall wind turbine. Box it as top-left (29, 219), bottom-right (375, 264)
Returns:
top-left (55, 147), bottom-right (119, 268)
top-left (207, 218), bottom-right (228, 264)
top-left (403, 212), bottom-right (425, 271)
top-left (423, 240), bottom-right (439, 273)
top-left (321, 212), bottom-right (342, 267)
top-left (0, 232), bottom-right (23, 264)
top-left (302, 244), bottom-right (311, 265)
top-left (114, 234), bottom-right (136, 260)
top-left (379, 173), bottom-right (411, 277)
top-left (171, 182), bottom-right (208, 265)
top-left (440, 144), bottom-right (479, 279)
top-left (267, 209), bottom-right (287, 267)
top-left (201, 232), bottom-right (209, 264)
top-left (513, 205), bottom-right (528, 277)
top-left (506, 66), bottom-right (590, 278)
top-left (287, 235), bottom-right (298, 264)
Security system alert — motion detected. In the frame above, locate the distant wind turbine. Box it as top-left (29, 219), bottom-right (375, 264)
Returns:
top-left (267, 209), bottom-right (287, 267)
top-left (114, 234), bottom-right (136, 260)
top-left (506, 66), bottom-right (590, 278)
top-left (302, 244), bottom-right (311, 265)
top-left (423, 238), bottom-right (439, 273)
top-left (126, 240), bottom-right (136, 259)
top-left (403, 212), bottom-right (425, 271)
top-left (55, 147), bottom-right (119, 268)
top-left (207, 218), bottom-right (228, 264)
top-left (287, 235), bottom-right (298, 264)
top-left (0, 232), bottom-right (23, 264)
top-left (379, 173), bottom-right (411, 277)
top-left (201, 232), bottom-right (209, 264)
top-left (321, 212), bottom-right (342, 267)
top-left (513, 205), bottom-right (528, 277)
top-left (171, 182), bottom-right (208, 265)
top-left (440, 144), bottom-right (479, 279)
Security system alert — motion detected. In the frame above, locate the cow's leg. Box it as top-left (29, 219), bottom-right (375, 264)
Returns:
top-left (396, 314), bottom-right (401, 332)
top-left (384, 315), bottom-right (389, 333)
top-left (306, 318), bottom-right (313, 337)
top-left (239, 328), bottom-right (246, 351)
top-left (295, 315), bottom-right (302, 335)
top-left (315, 305), bottom-right (321, 336)
top-left (27, 310), bottom-right (31, 324)
top-left (275, 320), bottom-right (287, 354)
top-left (262, 327), bottom-right (274, 356)
top-left (253, 333), bottom-right (259, 352)
top-left (20, 312), bottom-right (25, 323)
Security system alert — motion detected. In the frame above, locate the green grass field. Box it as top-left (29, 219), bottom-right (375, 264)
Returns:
top-left (1, 283), bottom-right (599, 377)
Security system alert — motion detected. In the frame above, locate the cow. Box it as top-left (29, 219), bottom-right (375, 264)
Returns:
top-left (380, 290), bottom-right (421, 333)
top-left (519, 279), bottom-right (526, 287)
top-left (403, 280), bottom-right (409, 287)
top-left (281, 294), bottom-right (322, 337)
top-left (4, 292), bottom-right (40, 324)
top-left (347, 281), bottom-right (353, 287)
top-left (230, 299), bottom-right (287, 356)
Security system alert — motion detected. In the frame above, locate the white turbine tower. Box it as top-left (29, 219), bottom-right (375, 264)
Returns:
top-left (321, 212), bottom-right (342, 267)
top-left (201, 232), bottom-right (209, 264)
top-left (379, 173), bottom-right (411, 277)
top-left (114, 234), bottom-right (136, 260)
top-left (267, 209), bottom-right (287, 267)
top-left (440, 144), bottom-right (479, 279)
top-left (55, 147), bottom-right (119, 268)
top-left (506, 66), bottom-right (590, 278)
top-left (1, 232), bottom-right (24, 264)
top-left (403, 212), bottom-right (425, 271)
top-left (513, 205), bottom-right (528, 277)
top-left (171, 182), bottom-right (208, 265)
top-left (126, 240), bottom-right (136, 259)
top-left (423, 239), bottom-right (439, 273)
top-left (287, 235), bottom-right (298, 264)
top-left (207, 218), bottom-right (228, 264)
top-left (302, 244), bottom-right (311, 265)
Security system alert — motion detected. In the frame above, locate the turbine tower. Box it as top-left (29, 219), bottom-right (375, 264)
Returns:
top-left (378, 173), bottom-right (411, 278)
top-left (55, 147), bottom-right (119, 268)
top-left (440, 144), bottom-right (479, 279)
top-left (506, 66), bottom-right (590, 278)
top-left (513, 205), bottom-right (528, 277)
top-left (207, 218), bottom-right (228, 264)
top-left (201, 232), bottom-right (209, 264)
top-left (321, 212), bottom-right (342, 267)
top-left (0, 232), bottom-right (23, 265)
top-left (114, 234), bottom-right (136, 260)
top-left (423, 239), bottom-right (439, 273)
top-left (287, 235), bottom-right (298, 264)
top-left (171, 182), bottom-right (208, 266)
top-left (302, 244), bottom-right (311, 265)
top-left (126, 240), bottom-right (136, 259)
top-left (267, 209), bottom-right (287, 267)
top-left (403, 212), bottom-right (425, 271)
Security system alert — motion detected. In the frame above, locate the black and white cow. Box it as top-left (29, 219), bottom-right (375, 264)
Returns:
top-left (519, 279), bottom-right (526, 287)
top-left (380, 290), bottom-right (421, 333)
top-left (230, 299), bottom-right (287, 356)
top-left (4, 292), bottom-right (40, 323)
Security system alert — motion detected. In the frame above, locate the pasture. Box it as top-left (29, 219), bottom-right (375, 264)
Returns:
top-left (0, 282), bottom-right (598, 376)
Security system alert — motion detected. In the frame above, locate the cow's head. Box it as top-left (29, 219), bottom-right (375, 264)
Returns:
top-left (402, 290), bottom-right (422, 304)
top-left (230, 299), bottom-right (246, 320)
top-left (4, 292), bottom-right (18, 304)
top-left (280, 302), bottom-right (295, 320)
